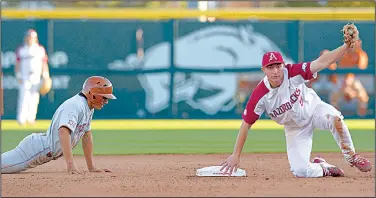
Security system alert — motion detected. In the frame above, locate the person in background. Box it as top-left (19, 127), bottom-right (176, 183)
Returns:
top-left (15, 29), bottom-right (51, 126)
top-left (330, 73), bottom-right (369, 117)
top-left (338, 42), bottom-right (368, 70)
top-left (313, 46), bottom-right (369, 116)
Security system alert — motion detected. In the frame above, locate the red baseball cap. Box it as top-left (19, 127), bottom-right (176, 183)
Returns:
top-left (262, 51), bottom-right (285, 67)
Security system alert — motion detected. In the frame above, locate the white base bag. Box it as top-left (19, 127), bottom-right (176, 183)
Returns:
top-left (196, 166), bottom-right (247, 177)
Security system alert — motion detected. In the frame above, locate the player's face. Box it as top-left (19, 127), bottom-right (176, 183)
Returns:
top-left (25, 36), bottom-right (38, 46)
top-left (90, 96), bottom-right (109, 110)
top-left (262, 63), bottom-right (284, 88)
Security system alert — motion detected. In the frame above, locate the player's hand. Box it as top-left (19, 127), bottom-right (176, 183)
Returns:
top-left (17, 79), bottom-right (22, 84)
top-left (89, 167), bottom-right (112, 173)
top-left (67, 163), bottom-right (80, 174)
top-left (342, 23), bottom-right (360, 48)
top-left (220, 154), bottom-right (240, 176)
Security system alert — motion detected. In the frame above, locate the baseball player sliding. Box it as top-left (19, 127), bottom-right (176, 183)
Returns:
top-left (15, 29), bottom-right (51, 126)
top-left (220, 23), bottom-right (372, 178)
top-left (1, 76), bottom-right (116, 174)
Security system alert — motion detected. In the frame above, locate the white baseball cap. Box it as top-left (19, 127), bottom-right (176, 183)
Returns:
top-left (25, 29), bottom-right (38, 38)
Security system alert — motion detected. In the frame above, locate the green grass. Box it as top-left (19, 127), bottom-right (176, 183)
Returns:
top-left (2, 129), bottom-right (374, 155)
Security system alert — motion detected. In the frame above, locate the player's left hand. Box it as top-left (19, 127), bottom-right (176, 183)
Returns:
top-left (89, 167), bottom-right (112, 173)
top-left (342, 23), bottom-right (360, 48)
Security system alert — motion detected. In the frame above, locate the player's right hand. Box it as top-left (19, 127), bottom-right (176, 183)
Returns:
top-left (220, 154), bottom-right (240, 176)
top-left (67, 163), bottom-right (80, 174)
top-left (17, 79), bottom-right (22, 84)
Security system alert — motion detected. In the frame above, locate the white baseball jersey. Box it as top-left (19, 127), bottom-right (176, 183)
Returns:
top-left (1, 93), bottom-right (93, 173)
top-left (16, 44), bottom-right (48, 84)
top-left (45, 93), bottom-right (94, 158)
top-left (242, 62), bottom-right (321, 128)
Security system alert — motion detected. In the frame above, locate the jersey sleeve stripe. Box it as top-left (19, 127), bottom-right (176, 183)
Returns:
top-left (242, 81), bottom-right (269, 125)
top-left (287, 62), bottom-right (315, 80)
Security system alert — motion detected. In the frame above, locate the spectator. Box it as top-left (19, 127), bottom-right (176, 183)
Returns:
top-left (330, 73), bottom-right (369, 116)
top-left (338, 42), bottom-right (368, 69)
top-left (315, 45), bottom-right (369, 116)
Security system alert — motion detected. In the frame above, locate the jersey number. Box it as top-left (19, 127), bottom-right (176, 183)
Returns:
top-left (299, 96), bottom-right (303, 106)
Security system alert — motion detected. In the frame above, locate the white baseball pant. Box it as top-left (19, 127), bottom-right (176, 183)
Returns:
top-left (17, 80), bottom-right (41, 125)
top-left (285, 101), bottom-right (355, 178)
top-left (1, 133), bottom-right (52, 174)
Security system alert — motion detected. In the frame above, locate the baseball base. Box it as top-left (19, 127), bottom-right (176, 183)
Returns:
top-left (196, 166), bottom-right (247, 177)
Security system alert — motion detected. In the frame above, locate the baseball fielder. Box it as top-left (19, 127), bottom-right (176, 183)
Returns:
top-left (15, 29), bottom-right (50, 126)
top-left (1, 76), bottom-right (116, 174)
top-left (220, 23), bottom-right (372, 178)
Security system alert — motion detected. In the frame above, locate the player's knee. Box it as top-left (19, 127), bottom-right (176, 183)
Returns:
top-left (333, 116), bottom-right (343, 133)
top-left (1, 165), bottom-right (23, 174)
top-left (325, 114), bottom-right (344, 132)
top-left (291, 167), bottom-right (309, 178)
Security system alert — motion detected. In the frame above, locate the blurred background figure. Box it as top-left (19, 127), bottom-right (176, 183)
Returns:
top-left (310, 46), bottom-right (369, 117)
top-left (338, 42), bottom-right (368, 70)
top-left (15, 29), bottom-right (50, 126)
top-left (330, 73), bottom-right (369, 117)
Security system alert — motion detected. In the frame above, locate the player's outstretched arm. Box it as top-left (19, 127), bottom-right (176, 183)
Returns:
top-left (220, 120), bottom-right (252, 175)
top-left (41, 47), bottom-right (50, 79)
top-left (82, 131), bottom-right (111, 173)
top-left (310, 44), bottom-right (350, 74)
top-left (42, 61), bottom-right (50, 79)
top-left (310, 23), bottom-right (360, 74)
top-left (59, 126), bottom-right (80, 174)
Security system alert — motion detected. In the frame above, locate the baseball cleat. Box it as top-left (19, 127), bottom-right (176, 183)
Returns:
top-left (312, 156), bottom-right (326, 164)
top-left (313, 157), bottom-right (345, 177)
top-left (322, 166), bottom-right (345, 177)
top-left (346, 154), bottom-right (373, 172)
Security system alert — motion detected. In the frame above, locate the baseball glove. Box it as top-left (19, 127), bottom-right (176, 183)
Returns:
top-left (342, 23), bottom-right (360, 48)
top-left (40, 77), bottom-right (52, 96)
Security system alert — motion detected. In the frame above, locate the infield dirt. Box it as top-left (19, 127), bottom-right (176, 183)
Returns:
top-left (2, 152), bottom-right (374, 197)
